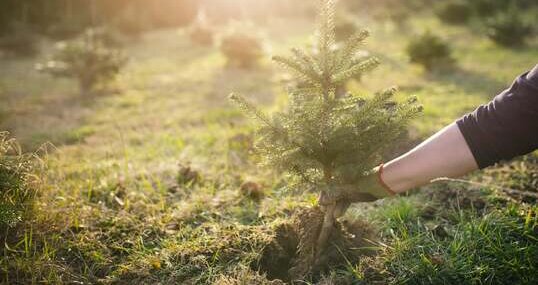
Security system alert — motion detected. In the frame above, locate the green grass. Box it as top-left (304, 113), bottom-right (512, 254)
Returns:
top-left (0, 133), bottom-right (41, 227)
top-left (0, 10), bottom-right (537, 285)
top-left (366, 195), bottom-right (538, 285)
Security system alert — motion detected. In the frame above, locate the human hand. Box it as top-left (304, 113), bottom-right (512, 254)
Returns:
top-left (318, 187), bottom-right (377, 218)
top-left (318, 166), bottom-right (395, 216)
top-left (318, 184), bottom-right (378, 205)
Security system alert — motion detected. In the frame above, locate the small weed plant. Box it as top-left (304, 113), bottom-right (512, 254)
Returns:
top-left (0, 132), bottom-right (40, 229)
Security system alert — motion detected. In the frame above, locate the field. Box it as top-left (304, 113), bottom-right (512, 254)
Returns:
top-left (1, 5), bottom-right (538, 285)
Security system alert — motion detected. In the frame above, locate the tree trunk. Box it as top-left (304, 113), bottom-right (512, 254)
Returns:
top-left (315, 203), bottom-right (336, 263)
top-left (314, 167), bottom-right (337, 265)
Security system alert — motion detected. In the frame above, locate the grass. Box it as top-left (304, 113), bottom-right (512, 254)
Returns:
top-left (0, 133), bottom-right (42, 227)
top-left (366, 193), bottom-right (538, 285)
top-left (0, 9), bottom-right (537, 285)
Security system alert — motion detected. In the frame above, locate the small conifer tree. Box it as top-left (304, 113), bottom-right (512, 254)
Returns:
top-left (231, 0), bottom-right (421, 265)
top-left (36, 28), bottom-right (127, 95)
top-left (220, 28), bottom-right (263, 69)
top-left (406, 31), bottom-right (453, 71)
top-left (188, 10), bottom-right (214, 46)
top-left (486, 9), bottom-right (532, 47)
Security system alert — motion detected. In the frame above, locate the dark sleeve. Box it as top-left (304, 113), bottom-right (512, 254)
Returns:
top-left (456, 64), bottom-right (538, 169)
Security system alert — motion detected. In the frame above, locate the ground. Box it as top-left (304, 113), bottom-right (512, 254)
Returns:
top-left (1, 13), bottom-right (537, 285)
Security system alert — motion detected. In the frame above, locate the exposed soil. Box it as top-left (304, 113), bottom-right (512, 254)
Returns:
top-left (426, 184), bottom-right (489, 211)
top-left (256, 206), bottom-right (376, 283)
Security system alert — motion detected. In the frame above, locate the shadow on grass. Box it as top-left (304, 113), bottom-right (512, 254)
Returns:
top-left (426, 65), bottom-right (507, 98)
top-left (210, 65), bottom-right (275, 105)
top-left (34, 94), bottom-right (97, 149)
top-left (0, 86), bottom-right (118, 150)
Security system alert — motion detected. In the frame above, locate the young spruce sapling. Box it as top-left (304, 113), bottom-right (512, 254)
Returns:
top-left (230, 0), bottom-right (421, 267)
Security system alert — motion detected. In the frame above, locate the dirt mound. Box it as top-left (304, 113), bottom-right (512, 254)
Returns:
top-left (256, 206), bottom-right (375, 283)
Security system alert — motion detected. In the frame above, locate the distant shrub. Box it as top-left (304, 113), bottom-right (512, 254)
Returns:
top-left (345, 0), bottom-right (414, 25)
top-left (486, 11), bottom-right (532, 47)
top-left (46, 20), bottom-right (85, 40)
top-left (468, 0), bottom-right (498, 17)
top-left (435, 0), bottom-right (472, 24)
top-left (406, 31), bottom-right (453, 71)
top-left (220, 30), bottom-right (263, 68)
top-left (147, 0), bottom-right (198, 28)
top-left (188, 12), bottom-right (214, 46)
top-left (112, 5), bottom-right (150, 38)
top-left (386, 4), bottom-right (414, 26)
top-left (189, 25), bottom-right (214, 46)
top-left (468, 0), bottom-right (527, 18)
top-left (88, 27), bottom-right (126, 47)
top-left (0, 132), bottom-right (40, 228)
top-left (36, 28), bottom-right (127, 95)
top-left (0, 34), bottom-right (38, 58)
top-left (0, 23), bottom-right (39, 57)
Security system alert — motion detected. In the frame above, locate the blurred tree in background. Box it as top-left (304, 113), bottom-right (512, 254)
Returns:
top-left (0, 0), bottom-right (320, 39)
top-left (1, 0), bottom-right (536, 38)
top-left (36, 28), bottom-right (127, 95)
top-left (407, 31), bottom-right (453, 71)
top-left (435, 0), bottom-right (473, 25)
top-left (0, 0), bottom-right (198, 37)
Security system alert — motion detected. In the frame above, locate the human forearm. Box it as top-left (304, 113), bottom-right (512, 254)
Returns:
top-left (323, 65), bottom-right (538, 204)
top-left (381, 122), bottom-right (478, 193)
top-left (382, 65), bottom-right (538, 194)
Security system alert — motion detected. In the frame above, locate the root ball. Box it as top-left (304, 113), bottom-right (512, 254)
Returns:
top-left (256, 207), bottom-right (376, 283)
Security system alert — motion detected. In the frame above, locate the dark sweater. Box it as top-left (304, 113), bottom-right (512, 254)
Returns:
top-left (457, 64), bottom-right (538, 169)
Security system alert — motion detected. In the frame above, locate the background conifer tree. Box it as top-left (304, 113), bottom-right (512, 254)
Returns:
top-left (36, 28), bottom-right (127, 96)
top-left (231, 0), bottom-right (421, 266)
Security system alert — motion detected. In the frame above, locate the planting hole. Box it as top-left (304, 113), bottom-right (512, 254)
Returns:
top-left (256, 207), bottom-right (376, 282)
